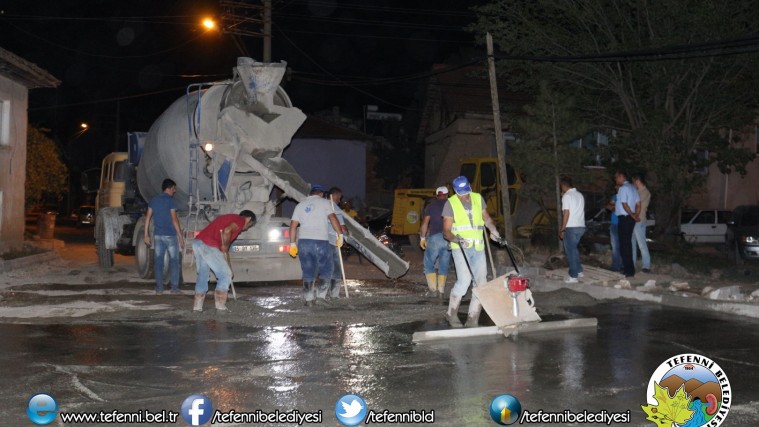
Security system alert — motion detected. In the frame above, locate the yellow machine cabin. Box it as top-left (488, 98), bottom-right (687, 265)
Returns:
top-left (391, 157), bottom-right (522, 237)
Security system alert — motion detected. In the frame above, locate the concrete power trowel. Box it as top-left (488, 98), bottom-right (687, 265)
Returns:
top-left (472, 238), bottom-right (542, 329)
top-left (412, 236), bottom-right (598, 343)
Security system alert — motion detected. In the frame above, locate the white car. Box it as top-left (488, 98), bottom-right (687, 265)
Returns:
top-left (680, 209), bottom-right (732, 244)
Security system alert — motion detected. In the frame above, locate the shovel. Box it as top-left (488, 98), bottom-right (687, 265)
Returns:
top-left (330, 200), bottom-right (349, 299)
top-left (220, 230), bottom-right (237, 301)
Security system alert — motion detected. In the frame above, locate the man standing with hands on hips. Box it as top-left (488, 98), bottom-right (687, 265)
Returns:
top-left (559, 176), bottom-right (586, 283)
top-left (614, 170), bottom-right (641, 278)
top-left (442, 176), bottom-right (501, 328)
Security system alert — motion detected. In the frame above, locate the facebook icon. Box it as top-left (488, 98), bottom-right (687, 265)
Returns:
top-left (180, 394), bottom-right (213, 426)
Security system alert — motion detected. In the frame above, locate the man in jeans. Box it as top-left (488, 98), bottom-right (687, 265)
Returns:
top-left (289, 185), bottom-right (344, 306)
top-left (192, 210), bottom-right (256, 312)
top-left (325, 187), bottom-right (349, 299)
top-left (631, 174), bottom-right (652, 273)
top-left (144, 179), bottom-right (184, 294)
top-left (615, 170), bottom-right (641, 278)
top-left (419, 186), bottom-right (451, 298)
top-left (559, 176), bottom-right (586, 283)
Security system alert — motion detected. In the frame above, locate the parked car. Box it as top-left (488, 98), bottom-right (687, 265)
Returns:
top-left (727, 205), bottom-right (759, 265)
top-left (73, 205), bottom-right (96, 227)
top-left (679, 208), bottom-right (732, 244)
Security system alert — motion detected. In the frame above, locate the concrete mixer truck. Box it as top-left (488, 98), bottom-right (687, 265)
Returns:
top-left (93, 58), bottom-right (408, 283)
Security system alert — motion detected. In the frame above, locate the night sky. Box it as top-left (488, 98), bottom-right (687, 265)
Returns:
top-left (1, 0), bottom-right (477, 170)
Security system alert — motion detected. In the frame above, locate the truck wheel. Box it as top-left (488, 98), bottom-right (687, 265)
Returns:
top-left (135, 223), bottom-right (154, 279)
top-left (96, 219), bottom-right (114, 268)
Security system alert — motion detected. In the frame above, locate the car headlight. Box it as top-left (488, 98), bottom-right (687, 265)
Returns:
top-left (268, 229), bottom-right (282, 241)
top-left (740, 235), bottom-right (758, 244)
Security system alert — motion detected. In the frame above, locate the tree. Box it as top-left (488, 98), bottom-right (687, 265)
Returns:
top-left (25, 127), bottom-right (68, 206)
top-left (471, 0), bottom-right (759, 233)
top-left (512, 82), bottom-right (590, 247)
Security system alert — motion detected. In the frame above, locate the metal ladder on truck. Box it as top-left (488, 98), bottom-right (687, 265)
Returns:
top-left (183, 83), bottom-right (219, 266)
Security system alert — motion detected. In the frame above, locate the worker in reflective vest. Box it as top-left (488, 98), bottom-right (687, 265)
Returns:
top-left (442, 175), bottom-right (501, 328)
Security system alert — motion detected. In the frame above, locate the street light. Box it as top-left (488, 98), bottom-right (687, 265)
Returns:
top-left (70, 122), bottom-right (89, 140)
top-left (202, 18), bottom-right (216, 31)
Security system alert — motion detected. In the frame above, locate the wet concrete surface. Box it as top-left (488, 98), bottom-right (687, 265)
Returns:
top-left (2, 296), bottom-right (758, 426)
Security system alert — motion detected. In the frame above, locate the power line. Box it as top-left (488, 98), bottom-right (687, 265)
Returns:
top-left (280, 0), bottom-right (476, 17)
top-left (2, 17), bottom-right (211, 59)
top-left (274, 12), bottom-right (468, 32)
top-left (273, 22), bottom-right (423, 111)
top-left (275, 27), bottom-right (472, 44)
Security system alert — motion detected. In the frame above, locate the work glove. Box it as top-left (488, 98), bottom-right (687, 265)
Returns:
top-left (336, 234), bottom-right (344, 248)
top-left (420, 237), bottom-right (427, 250)
top-left (456, 235), bottom-right (471, 249)
top-left (288, 244), bottom-right (298, 258)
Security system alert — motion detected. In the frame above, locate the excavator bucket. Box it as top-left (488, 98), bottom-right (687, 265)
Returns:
top-left (472, 273), bottom-right (541, 327)
top-left (238, 154), bottom-right (409, 279)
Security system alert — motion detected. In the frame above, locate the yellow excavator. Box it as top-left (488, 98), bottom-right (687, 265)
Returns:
top-left (391, 157), bottom-right (526, 245)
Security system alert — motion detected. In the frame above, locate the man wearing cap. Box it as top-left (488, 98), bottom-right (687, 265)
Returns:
top-left (326, 187), bottom-right (349, 299)
top-left (289, 185), bottom-right (344, 306)
top-left (442, 176), bottom-right (501, 328)
top-left (418, 186), bottom-right (451, 298)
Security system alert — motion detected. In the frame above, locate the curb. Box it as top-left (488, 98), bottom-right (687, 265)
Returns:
top-left (0, 251), bottom-right (60, 273)
top-left (528, 276), bottom-right (759, 319)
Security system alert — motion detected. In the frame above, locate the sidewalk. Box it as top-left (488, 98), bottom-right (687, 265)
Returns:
top-left (525, 254), bottom-right (759, 319)
top-left (399, 244), bottom-right (759, 319)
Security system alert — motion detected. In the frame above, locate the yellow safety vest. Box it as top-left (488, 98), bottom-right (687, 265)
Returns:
top-left (449, 192), bottom-right (485, 250)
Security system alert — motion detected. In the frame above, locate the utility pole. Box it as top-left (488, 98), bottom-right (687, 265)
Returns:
top-left (486, 32), bottom-right (513, 242)
top-left (263, 0), bottom-right (271, 62)
top-left (220, 0), bottom-right (272, 62)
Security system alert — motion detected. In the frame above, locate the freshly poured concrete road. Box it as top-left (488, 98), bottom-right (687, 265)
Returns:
top-left (2, 299), bottom-right (758, 426)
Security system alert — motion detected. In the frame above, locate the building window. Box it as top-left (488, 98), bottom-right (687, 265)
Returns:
top-left (0, 99), bottom-right (10, 146)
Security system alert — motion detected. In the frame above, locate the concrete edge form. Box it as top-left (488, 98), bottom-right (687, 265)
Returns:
top-left (502, 318), bottom-right (598, 338)
top-left (0, 250), bottom-right (59, 273)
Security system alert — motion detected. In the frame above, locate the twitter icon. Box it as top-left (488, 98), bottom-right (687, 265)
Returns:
top-left (335, 394), bottom-right (367, 426)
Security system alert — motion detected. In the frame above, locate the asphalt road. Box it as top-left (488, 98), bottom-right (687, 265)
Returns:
top-left (5, 223), bottom-right (758, 426)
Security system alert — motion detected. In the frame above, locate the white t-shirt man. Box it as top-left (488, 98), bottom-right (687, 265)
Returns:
top-left (292, 195), bottom-right (334, 240)
top-left (561, 188), bottom-right (585, 228)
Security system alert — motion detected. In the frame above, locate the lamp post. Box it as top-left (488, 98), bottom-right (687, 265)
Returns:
top-left (65, 122), bottom-right (89, 214)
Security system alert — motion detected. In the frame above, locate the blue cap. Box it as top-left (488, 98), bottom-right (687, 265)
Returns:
top-left (310, 184), bottom-right (325, 193)
top-left (452, 176), bottom-right (471, 195)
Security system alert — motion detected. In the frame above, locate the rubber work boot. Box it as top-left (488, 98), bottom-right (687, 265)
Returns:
top-left (214, 290), bottom-right (229, 311)
top-left (465, 296), bottom-right (482, 328)
top-left (425, 273), bottom-right (437, 297)
top-left (193, 293), bottom-right (206, 312)
top-left (303, 280), bottom-right (315, 303)
top-left (329, 279), bottom-right (341, 299)
top-left (445, 295), bottom-right (464, 328)
top-left (436, 275), bottom-right (447, 299)
top-left (315, 278), bottom-right (331, 304)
